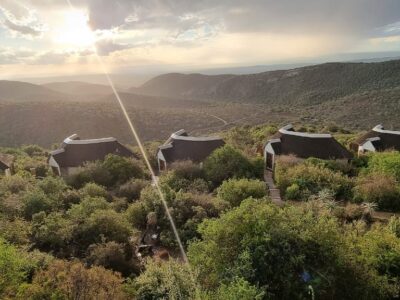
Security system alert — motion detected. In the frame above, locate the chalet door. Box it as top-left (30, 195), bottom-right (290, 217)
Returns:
top-left (159, 160), bottom-right (166, 171)
top-left (266, 152), bottom-right (274, 170)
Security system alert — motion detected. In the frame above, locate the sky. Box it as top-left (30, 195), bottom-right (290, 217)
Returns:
top-left (1, 0), bottom-right (400, 78)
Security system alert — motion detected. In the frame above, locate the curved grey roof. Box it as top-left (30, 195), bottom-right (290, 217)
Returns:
top-left (50, 134), bottom-right (136, 168)
top-left (159, 129), bottom-right (225, 163)
top-left (266, 124), bottom-right (352, 160)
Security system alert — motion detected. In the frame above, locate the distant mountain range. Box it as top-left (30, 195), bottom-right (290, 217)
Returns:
top-left (0, 59), bottom-right (400, 147)
top-left (43, 81), bottom-right (114, 97)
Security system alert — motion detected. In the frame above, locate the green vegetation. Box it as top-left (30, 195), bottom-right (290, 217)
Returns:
top-left (217, 178), bottom-right (267, 207)
top-left (0, 126), bottom-right (400, 299)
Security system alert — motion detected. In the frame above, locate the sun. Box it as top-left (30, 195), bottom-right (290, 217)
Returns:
top-left (53, 10), bottom-right (95, 48)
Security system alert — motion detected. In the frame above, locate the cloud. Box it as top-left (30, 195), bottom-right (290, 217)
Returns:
top-left (3, 19), bottom-right (42, 37)
top-left (0, 0), bottom-right (45, 38)
top-left (95, 39), bottom-right (133, 56)
top-left (82, 0), bottom-right (400, 38)
top-left (0, 47), bottom-right (35, 64)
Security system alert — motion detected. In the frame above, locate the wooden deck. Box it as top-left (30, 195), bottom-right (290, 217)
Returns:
top-left (264, 170), bottom-right (284, 206)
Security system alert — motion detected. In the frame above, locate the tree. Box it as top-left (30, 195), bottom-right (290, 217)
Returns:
top-left (77, 210), bottom-right (132, 247)
top-left (275, 159), bottom-right (353, 201)
top-left (125, 259), bottom-right (198, 300)
top-left (79, 182), bottom-right (108, 199)
top-left (217, 178), bottom-right (267, 207)
top-left (0, 238), bottom-right (28, 298)
top-left (353, 172), bottom-right (400, 211)
top-left (86, 241), bottom-right (140, 276)
top-left (19, 260), bottom-right (127, 300)
top-left (188, 199), bottom-right (396, 299)
top-left (102, 154), bottom-right (145, 186)
top-left (366, 151), bottom-right (400, 181)
top-left (211, 278), bottom-right (265, 300)
top-left (22, 189), bottom-right (53, 220)
top-left (117, 179), bottom-right (150, 202)
top-left (203, 145), bottom-right (254, 186)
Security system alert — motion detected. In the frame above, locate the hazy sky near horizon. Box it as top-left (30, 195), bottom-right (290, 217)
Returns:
top-left (1, 0), bottom-right (400, 78)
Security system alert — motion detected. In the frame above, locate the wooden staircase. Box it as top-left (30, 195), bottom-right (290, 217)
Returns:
top-left (264, 170), bottom-right (284, 206)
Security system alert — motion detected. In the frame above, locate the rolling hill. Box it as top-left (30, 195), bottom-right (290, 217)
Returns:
top-left (0, 80), bottom-right (70, 103)
top-left (134, 60), bottom-right (400, 105)
top-left (0, 59), bottom-right (400, 147)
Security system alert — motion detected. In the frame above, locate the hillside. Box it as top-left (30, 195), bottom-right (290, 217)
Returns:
top-left (0, 60), bottom-right (400, 147)
top-left (0, 80), bottom-right (70, 103)
top-left (43, 81), bottom-right (114, 97)
top-left (134, 60), bottom-right (400, 105)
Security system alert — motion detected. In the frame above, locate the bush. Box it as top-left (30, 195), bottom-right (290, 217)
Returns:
top-left (0, 175), bottom-right (31, 196)
top-left (87, 241), bottom-right (139, 276)
top-left (0, 238), bottom-right (29, 297)
top-left (79, 182), bottom-right (108, 199)
top-left (21, 145), bottom-right (44, 157)
top-left (102, 154), bottom-right (145, 185)
top-left (353, 172), bottom-right (400, 211)
top-left (168, 160), bottom-right (204, 180)
top-left (22, 189), bottom-right (53, 220)
top-left (19, 260), bottom-right (126, 299)
top-left (217, 178), bottom-right (267, 207)
top-left (125, 202), bottom-right (147, 229)
top-left (188, 199), bottom-right (398, 299)
top-left (159, 171), bottom-right (210, 193)
top-left (203, 145), bottom-right (254, 186)
top-left (117, 179), bottom-right (150, 202)
top-left (65, 161), bottom-right (112, 189)
top-left (37, 176), bottom-right (68, 195)
top-left (366, 151), bottom-right (400, 181)
top-left (79, 210), bottom-right (132, 246)
top-left (275, 159), bottom-right (353, 201)
top-left (125, 259), bottom-right (197, 299)
top-left (285, 183), bottom-right (301, 200)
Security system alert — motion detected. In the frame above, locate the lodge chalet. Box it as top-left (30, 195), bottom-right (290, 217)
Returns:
top-left (264, 124), bottom-right (352, 170)
top-left (351, 124), bottom-right (400, 155)
top-left (157, 129), bottom-right (225, 171)
top-left (0, 153), bottom-right (14, 176)
top-left (49, 134), bottom-right (135, 176)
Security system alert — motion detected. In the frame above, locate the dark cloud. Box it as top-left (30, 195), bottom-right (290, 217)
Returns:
top-left (83, 0), bottom-right (400, 39)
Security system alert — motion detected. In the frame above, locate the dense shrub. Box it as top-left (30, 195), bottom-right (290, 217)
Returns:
top-left (353, 172), bottom-right (400, 211)
top-left (102, 154), bottom-right (145, 185)
top-left (188, 199), bottom-right (399, 299)
top-left (159, 171), bottom-right (210, 193)
top-left (125, 202), bottom-right (147, 229)
top-left (137, 186), bottom-right (228, 246)
top-left (86, 241), bottom-right (139, 276)
top-left (19, 260), bottom-right (127, 299)
top-left (22, 189), bottom-right (53, 220)
top-left (275, 158), bottom-right (353, 201)
top-left (168, 160), bottom-right (204, 180)
top-left (0, 238), bottom-right (29, 298)
top-left (203, 145), bottom-right (255, 186)
top-left (0, 175), bottom-right (31, 196)
top-left (366, 151), bottom-right (400, 181)
top-left (21, 144), bottom-right (44, 157)
top-left (305, 157), bottom-right (353, 175)
top-left (125, 259), bottom-right (197, 299)
top-left (217, 178), bottom-right (267, 207)
top-left (66, 154), bottom-right (146, 189)
top-left (117, 179), bottom-right (150, 202)
top-left (65, 161), bottom-right (112, 189)
top-left (79, 182), bottom-right (108, 198)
